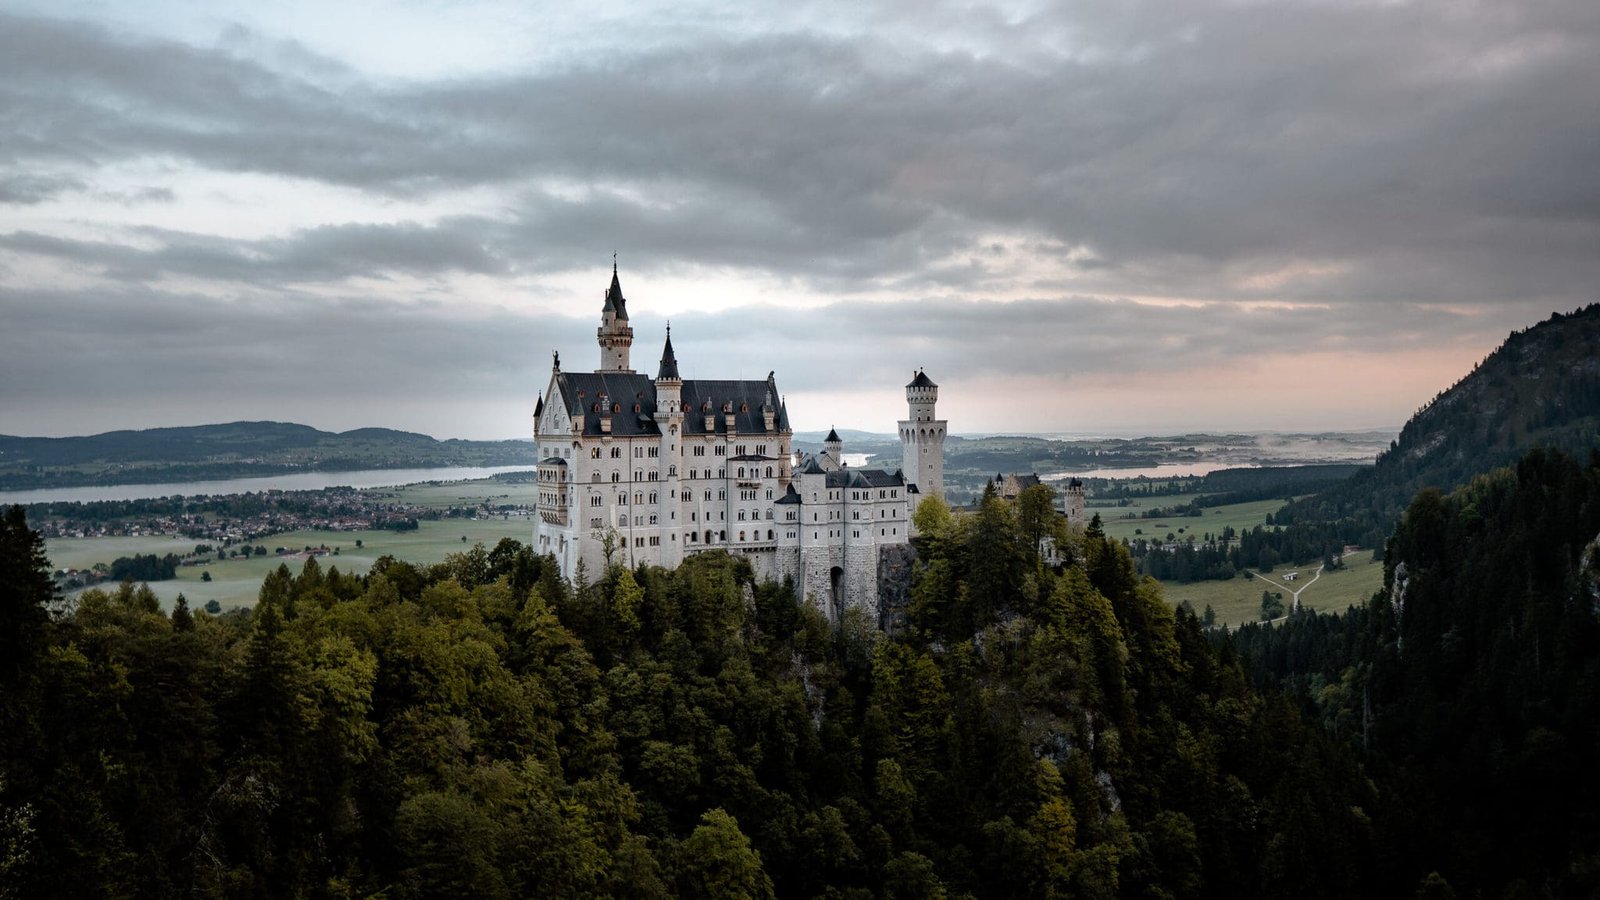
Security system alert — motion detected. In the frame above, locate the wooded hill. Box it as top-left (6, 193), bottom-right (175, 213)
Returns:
top-left (1279, 304), bottom-right (1600, 529)
top-left (0, 422), bottom-right (540, 490)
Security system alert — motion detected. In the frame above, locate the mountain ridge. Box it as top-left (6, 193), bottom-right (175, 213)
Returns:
top-left (0, 421), bottom-right (541, 490)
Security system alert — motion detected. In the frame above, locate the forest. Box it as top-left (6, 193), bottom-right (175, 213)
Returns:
top-left (11, 442), bottom-right (1597, 898)
top-left (4, 489), bottom-right (1388, 899)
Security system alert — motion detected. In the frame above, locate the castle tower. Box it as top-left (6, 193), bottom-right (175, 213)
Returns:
top-left (823, 426), bottom-right (843, 470)
top-left (656, 327), bottom-right (684, 565)
top-left (596, 261), bottom-right (634, 372)
top-left (1064, 478), bottom-right (1087, 527)
top-left (899, 369), bottom-right (946, 513)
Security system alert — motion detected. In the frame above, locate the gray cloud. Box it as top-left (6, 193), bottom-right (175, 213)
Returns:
top-left (1, 2), bottom-right (1596, 435)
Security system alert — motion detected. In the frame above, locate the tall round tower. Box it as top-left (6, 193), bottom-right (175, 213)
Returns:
top-left (899, 369), bottom-right (946, 511)
top-left (596, 261), bottom-right (634, 372)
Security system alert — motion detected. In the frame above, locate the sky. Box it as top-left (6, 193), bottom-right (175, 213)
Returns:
top-left (1, 0), bottom-right (1596, 440)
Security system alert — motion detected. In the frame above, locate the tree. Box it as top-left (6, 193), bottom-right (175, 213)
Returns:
top-left (0, 505), bottom-right (54, 684)
top-left (1259, 591), bottom-right (1285, 621)
top-left (678, 808), bottom-right (775, 900)
top-left (201, 571), bottom-right (212, 583)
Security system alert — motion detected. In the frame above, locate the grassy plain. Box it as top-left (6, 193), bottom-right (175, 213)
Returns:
top-left (1160, 554), bottom-right (1386, 629)
top-left (51, 515), bottom-right (532, 611)
top-left (1096, 496), bottom-right (1286, 543)
top-left (44, 534), bottom-right (202, 572)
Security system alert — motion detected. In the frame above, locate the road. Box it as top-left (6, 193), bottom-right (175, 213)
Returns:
top-left (1248, 550), bottom-right (1355, 621)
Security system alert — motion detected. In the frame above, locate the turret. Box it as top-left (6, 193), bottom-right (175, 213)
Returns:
top-left (899, 369), bottom-right (946, 510)
top-left (823, 426), bottom-right (843, 467)
top-left (656, 326), bottom-right (681, 411)
top-left (596, 260), bottom-right (634, 372)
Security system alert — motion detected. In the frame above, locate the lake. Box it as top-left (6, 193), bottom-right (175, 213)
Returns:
top-left (1043, 462), bottom-right (1261, 481)
top-left (0, 465), bottom-right (539, 506)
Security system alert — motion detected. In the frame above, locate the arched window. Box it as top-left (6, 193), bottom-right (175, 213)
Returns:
top-left (611, 472), bottom-right (620, 483)
top-left (767, 529), bottom-right (773, 540)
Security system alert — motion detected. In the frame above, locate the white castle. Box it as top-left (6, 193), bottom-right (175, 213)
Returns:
top-left (531, 265), bottom-right (946, 619)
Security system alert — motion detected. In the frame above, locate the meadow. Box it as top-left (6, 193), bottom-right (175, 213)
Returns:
top-left (49, 513), bottom-right (532, 611)
top-left (1160, 553), bottom-right (1386, 629)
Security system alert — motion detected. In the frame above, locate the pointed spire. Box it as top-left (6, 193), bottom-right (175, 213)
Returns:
top-left (603, 256), bottom-right (628, 320)
top-left (825, 426), bottom-right (842, 444)
top-left (658, 324), bottom-right (680, 381)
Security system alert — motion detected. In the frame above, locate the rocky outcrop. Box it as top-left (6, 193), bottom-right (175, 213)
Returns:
top-left (877, 543), bottom-right (919, 634)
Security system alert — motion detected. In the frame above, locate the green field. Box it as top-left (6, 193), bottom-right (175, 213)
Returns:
top-left (1096, 496), bottom-right (1287, 543)
top-left (50, 516), bottom-right (533, 611)
top-left (386, 478), bottom-right (542, 510)
top-left (1159, 554), bottom-right (1386, 629)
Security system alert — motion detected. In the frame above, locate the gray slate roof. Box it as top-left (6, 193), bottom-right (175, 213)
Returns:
top-left (602, 264), bottom-right (629, 320)
top-left (551, 370), bottom-right (789, 438)
top-left (908, 370), bottom-right (937, 388)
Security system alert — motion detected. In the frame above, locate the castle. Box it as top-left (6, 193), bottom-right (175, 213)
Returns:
top-left (531, 265), bottom-right (946, 619)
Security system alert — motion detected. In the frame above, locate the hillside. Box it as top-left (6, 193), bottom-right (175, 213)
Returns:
top-left (0, 421), bottom-right (540, 490)
top-left (1279, 304), bottom-right (1600, 527)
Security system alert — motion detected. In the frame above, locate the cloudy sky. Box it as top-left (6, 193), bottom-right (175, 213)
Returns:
top-left (2, 0), bottom-right (1596, 440)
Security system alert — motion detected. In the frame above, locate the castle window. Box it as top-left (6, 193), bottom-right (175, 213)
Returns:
top-left (590, 517), bottom-right (602, 528)
top-left (739, 531), bottom-right (746, 541)
top-left (610, 447), bottom-right (621, 458)
top-left (648, 447), bottom-right (659, 458)
top-left (693, 446), bottom-right (705, 457)
top-left (704, 490), bottom-right (711, 501)
top-left (634, 446), bottom-right (643, 458)
top-left (668, 466), bottom-right (677, 477)
top-left (649, 515), bottom-right (657, 525)
top-left (719, 468), bottom-right (725, 478)
top-left (738, 511), bottom-right (746, 521)
top-left (690, 511), bottom-right (697, 521)
top-left (737, 467), bottom-right (745, 478)
top-left (766, 467), bottom-right (773, 478)
top-left (648, 492), bottom-right (657, 503)
top-left (736, 445), bottom-right (746, 455)
top-left (591, 448), bottom-right (602, 459)
top-left (718, 490), bottom-right (726, 500)
top-left (611, 472), bottom-right (620, 483)
top-left (767, 529), bottom-right (774, 540)
top-left (634, 493), bottom-right (643, 504)
top-left (590, 496), bottom-right (602, 507)
top-left (757, 444), bottom-right (766, 454)
top-left (648, 471), bottom-right (658, 482)
top-left (715, 445), bottom-right (726, 456)
top-left (592, 473), bottom-right (601, 482)
top-left (719, 530), bottom-right (726, 541)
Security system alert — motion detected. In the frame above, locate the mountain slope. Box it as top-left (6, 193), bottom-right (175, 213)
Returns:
top-left (0, 421), bottom-right (540, 490)
top-left (1280, 304), bottom-right (1600, 526)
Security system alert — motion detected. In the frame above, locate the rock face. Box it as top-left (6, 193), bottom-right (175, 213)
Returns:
top-left (877, 543), bottom-right (919, 634)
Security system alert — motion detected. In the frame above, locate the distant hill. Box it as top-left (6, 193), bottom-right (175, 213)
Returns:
top-left (0, 421), bottom-right (541, 490)
top-left (1281, 304), bottom-right (1600, 526)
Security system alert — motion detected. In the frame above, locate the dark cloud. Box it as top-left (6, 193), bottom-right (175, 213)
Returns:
top-left (1, 2), bottom-right (1596, 435)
